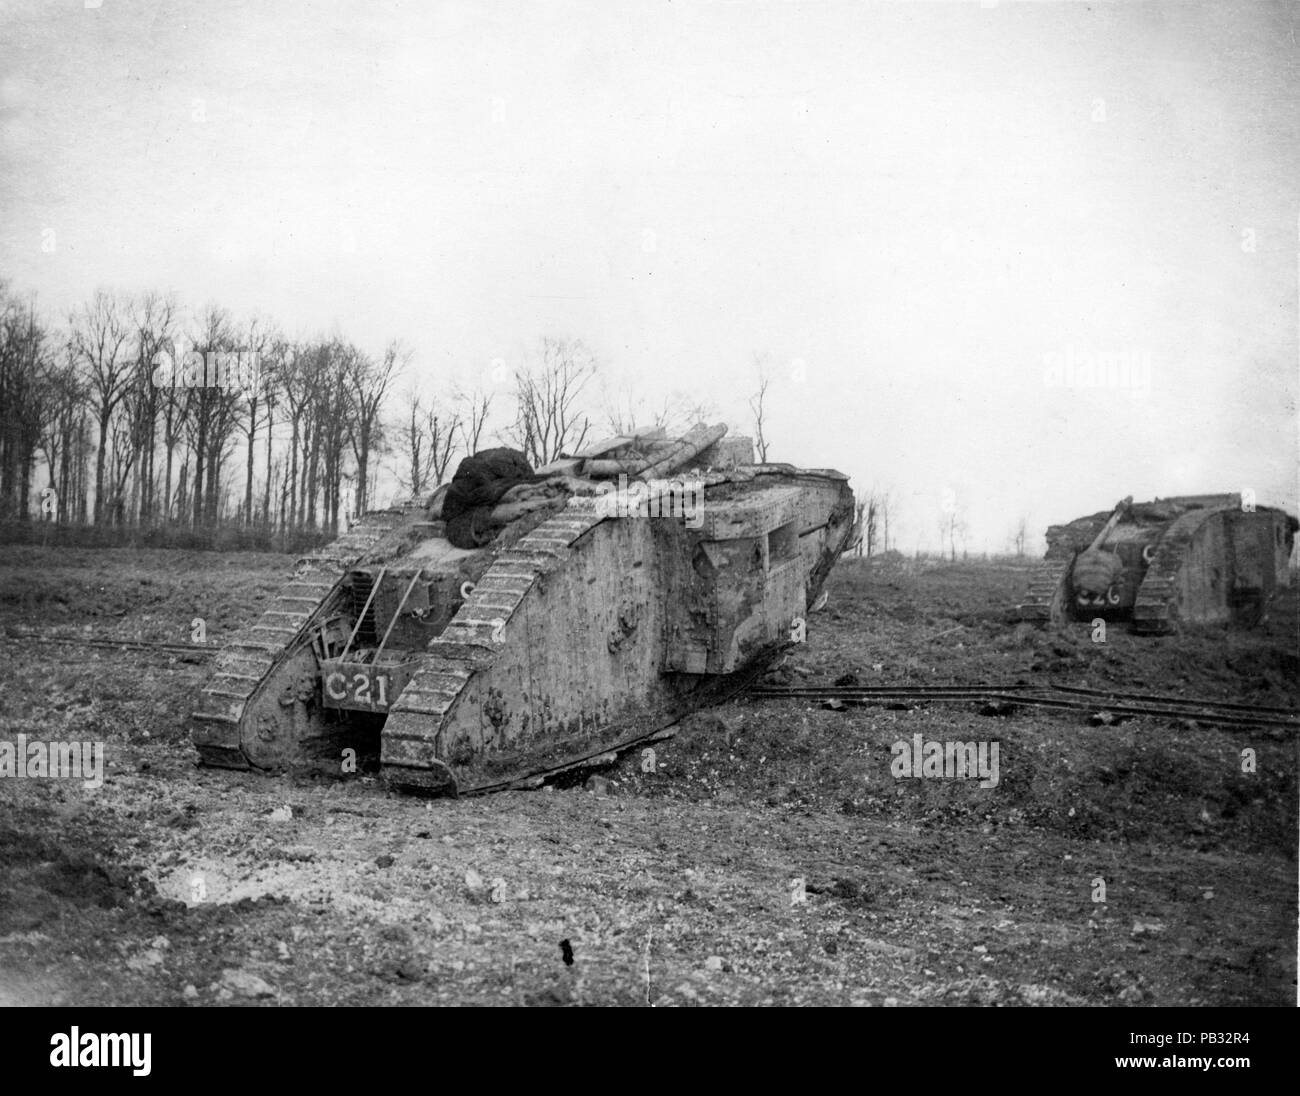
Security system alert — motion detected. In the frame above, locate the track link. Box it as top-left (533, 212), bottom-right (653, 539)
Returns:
top-left (1015, 557), bottom-right (1070, 624)
top-left (1131, 509), bottom-right (1217, 633)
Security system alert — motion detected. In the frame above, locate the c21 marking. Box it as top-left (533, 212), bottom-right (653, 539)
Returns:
top-left (325, 670), bottom-right (390, 709)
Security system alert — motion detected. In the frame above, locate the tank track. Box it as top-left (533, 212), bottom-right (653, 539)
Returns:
top-left (380, 501), bottom-right (608, 793)
top-left (192, 507), bottom-right (411, 769)
top-left (1015, 557), bottom-right (1071, 624)
top-left (1131, 509), bottom-right (1217, 634)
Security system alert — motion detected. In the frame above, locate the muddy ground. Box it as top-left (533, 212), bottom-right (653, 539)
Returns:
top-left (0, 545), bottom-right (1295, 1006)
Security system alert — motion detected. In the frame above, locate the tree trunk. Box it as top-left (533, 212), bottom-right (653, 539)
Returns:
top-left (163, 441), bottom-right (174, 524)
top-left (93, 409), bottom-right (110, 524)
top-left (191, 440), bottom-right (204, 528)
top-left (262, 405), bottom-right (273, 527)
top-left (244, 396), bottom-right (257, 526)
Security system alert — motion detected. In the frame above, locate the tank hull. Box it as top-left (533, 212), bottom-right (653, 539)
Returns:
top-left (193, 454), bottom-right (855, 795)
top-left (1015, 495), bottom-right (1297, 633)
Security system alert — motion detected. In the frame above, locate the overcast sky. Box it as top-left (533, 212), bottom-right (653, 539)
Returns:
top-left (2, 0), bottom-right (1297, 551)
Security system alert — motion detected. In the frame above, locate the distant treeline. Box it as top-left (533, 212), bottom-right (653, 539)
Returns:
top-left (0, 280), bottom-right (413, 541)
top-left (0, 277), bottom-right (626, 550)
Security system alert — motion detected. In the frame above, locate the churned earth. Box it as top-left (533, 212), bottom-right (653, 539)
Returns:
top-left (0, 545), bottom-right (1294, 1006)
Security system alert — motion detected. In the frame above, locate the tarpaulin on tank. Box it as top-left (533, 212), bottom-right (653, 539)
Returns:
top-left (443, 447), bottom-right (538, 548)
top-left (1073, 549), bottom-right (1124, 594)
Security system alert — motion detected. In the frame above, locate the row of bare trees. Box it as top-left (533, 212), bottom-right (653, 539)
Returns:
top-left (1, 285), bottom-right (94, 525)
top-left (0, 280), bottom-right (427, 538)
top-left (854, 487), bottom-right (900, 558)
top-left (0, 279), bottom-right (630, 542)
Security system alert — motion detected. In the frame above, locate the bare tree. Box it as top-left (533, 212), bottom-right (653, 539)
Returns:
top-left (0, 286), bottom-right (55, 520)
top-left (101, 292), bottom-right (179, 525)
top-left (878, 487), bottom-right (896, 553)
top-left (107, 373), bottom-right (145, 524)
top-left (259, 336), bottom-right (291, 527)
top-left (429, 405), bottom-right (460, 486)
top-left (396, 387), bottom-right (462, 498)
top-left (182, 305), bottom-right (242, 526)
top-left (851, 490), bottom-right (883, 558)
top-left (396, 389), bottom-right (435, 498)
top-left (938, 502), bottom-right (969, 562)
top-left (235, 317), bottom-right (274, 526)
top-left (748, 355), bottom-right (771, 462)
top-left (278, 343), bottom-right (311, 531)
top-left (507, 336), bottom-right (597, 466)
top-left (70, 289), bottom-right (133, 523)
top-left (347, 339), bottom-right (404, 516)
top-left (156, 362), bottom-right (186, 523)
top-left (1014, 516), bottom-right (1028, 557)
top-left (36, 346), bottom-right (87, 524)
top-left (454, 385), bottom-right (495, 457)
top-left (307, 338), bottom-right (357, 533)
top-left (602, 380), bottom-right (718, 437)
top-left (129, 292), bottom-right (177, 525)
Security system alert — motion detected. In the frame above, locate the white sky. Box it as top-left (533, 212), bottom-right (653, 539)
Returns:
top-left (2, 0), bottom-right (1297, 551)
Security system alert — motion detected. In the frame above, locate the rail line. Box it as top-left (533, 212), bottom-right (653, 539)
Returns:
top-left (1044, 682), bottom-right (1298, 715)
top-left (745, 682), bottom-right (1300, 730)
top-left (0, 630), bottom-right (215, 658)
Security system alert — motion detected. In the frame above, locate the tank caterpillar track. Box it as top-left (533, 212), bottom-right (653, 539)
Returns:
top-left (1014, 557), bottom-right (1071, 624)
top-left (1131, 508), bottom-right (1217, 635)
top-left (380, 505), bottom-right (607, 793)
top-left (191, 507), bottom-right (412, 769)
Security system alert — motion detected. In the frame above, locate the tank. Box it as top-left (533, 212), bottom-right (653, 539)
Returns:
top-left (192, 425), bottom-right (856, 794)
top-left (1015, 494), bottom-right (1297, 633)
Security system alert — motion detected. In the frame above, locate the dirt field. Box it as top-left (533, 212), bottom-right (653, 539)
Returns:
top-left (0, 545), bottom-right (1295, 1007)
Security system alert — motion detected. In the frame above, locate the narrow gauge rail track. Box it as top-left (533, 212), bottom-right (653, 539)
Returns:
top-left (746, 682), bottom-right (1300, 730)
top-left (1, 630), bottom-right (214, 658)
